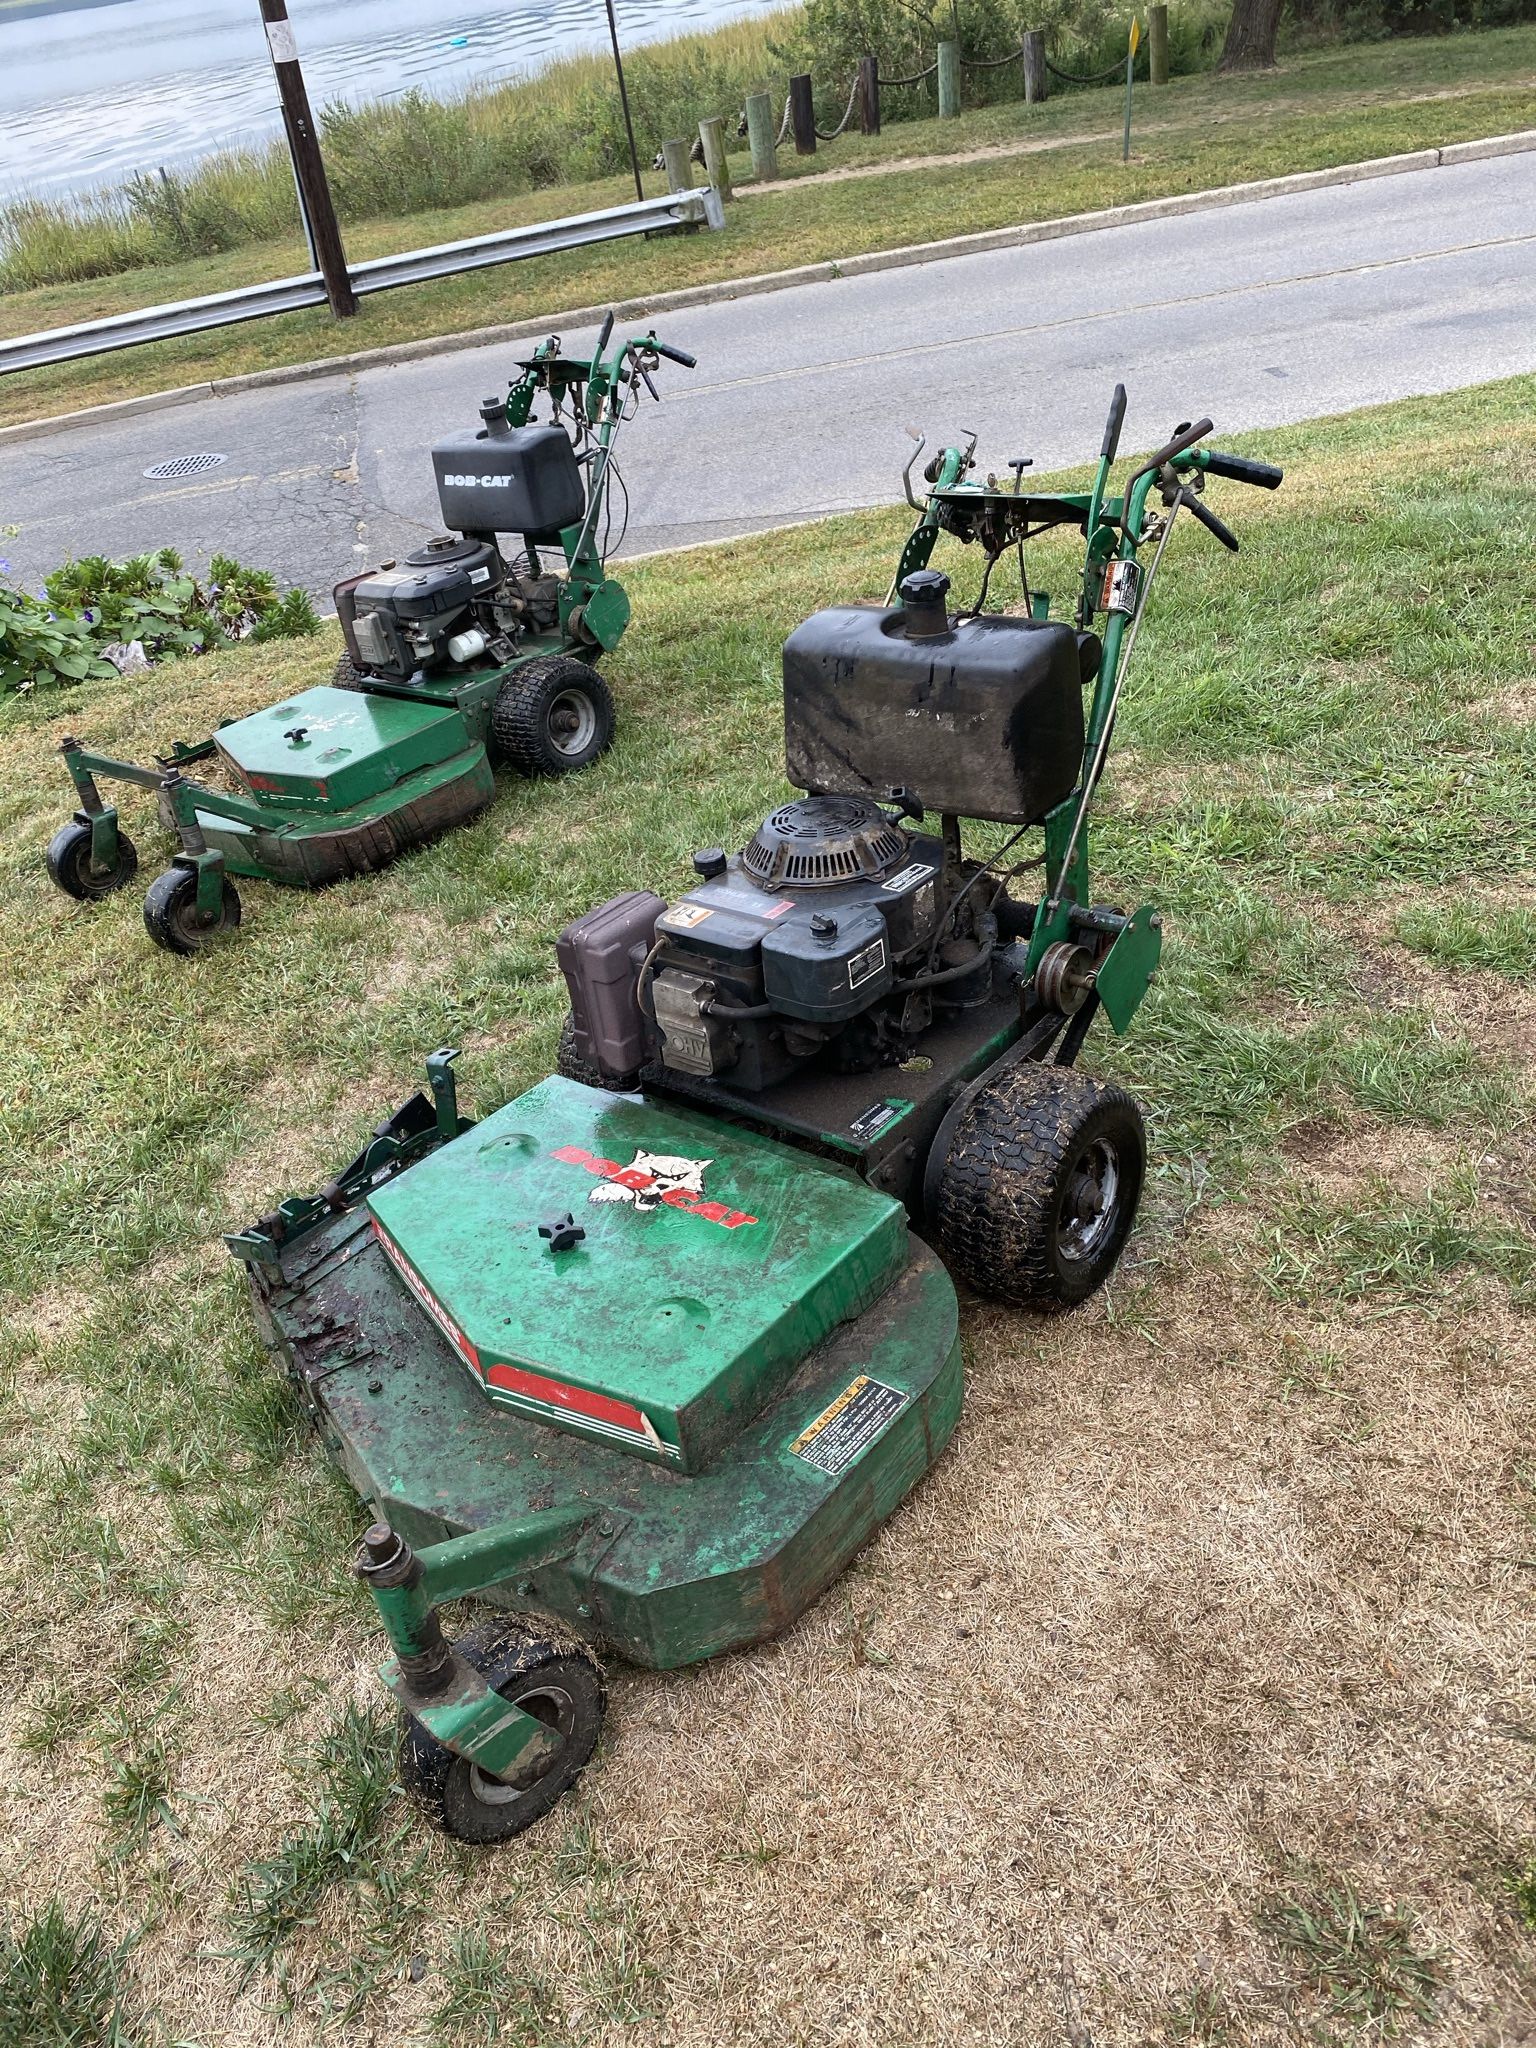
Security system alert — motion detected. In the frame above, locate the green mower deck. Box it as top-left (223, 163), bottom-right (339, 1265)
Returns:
top-left (248, 1077), bottom-right (962, 1672)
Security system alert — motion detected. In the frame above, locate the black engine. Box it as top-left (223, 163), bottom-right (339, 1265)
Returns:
top-left (333, 398), bottom-right (587, 685)
top-left (560, 571), bottom-right (1097, 1094)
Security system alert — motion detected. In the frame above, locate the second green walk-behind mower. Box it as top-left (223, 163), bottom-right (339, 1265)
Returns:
top-left (230, 391), bottom-right (1281, 1843)
top-left (46, 315), bottom-right (694, 954)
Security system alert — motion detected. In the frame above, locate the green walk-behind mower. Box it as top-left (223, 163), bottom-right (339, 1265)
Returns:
top-left (229, 393), bottom-right (1282, 1843)
top-left (46, 315), bottom-right (695, 954)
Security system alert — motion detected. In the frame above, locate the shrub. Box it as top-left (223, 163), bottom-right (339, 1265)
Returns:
top-left (0, 546), bottom-right (320, 694)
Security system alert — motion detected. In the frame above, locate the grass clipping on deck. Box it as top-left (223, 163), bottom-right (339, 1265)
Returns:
top-left (0, 377), bottom-right (1533, 2045)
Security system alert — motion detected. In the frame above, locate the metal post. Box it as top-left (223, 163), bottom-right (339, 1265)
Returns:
top-left (699, 115), bottom-right (731, 201)
top-left (745, 90), bottom-right (778, 181)
top-left (937, 39), bottom-right (960, 118)
top-left (1023, 29), bottom-right (1048, 103)
top-left (661, 138), bottom-right (693, 193)
top-left (1123, 19), bottom-right (1138, 161)
top-left (257, 0), bottom-right (354, 317)
top-left (604, 0), bottom-right (645, 203)
top-left (788, 73), bottom-right (816, 154)
top-left (858, 53), bottom-right (881, 134)
top-left (1149, 3), bottom-right (1169, 85)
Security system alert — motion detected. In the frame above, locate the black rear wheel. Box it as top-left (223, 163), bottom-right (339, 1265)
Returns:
top-left (47, 817), bottom-right (138, 901)
top-left (142, 866), bottom-right (242, 955)
top-left (399, 1620), bottom-right (605, 1845)
top-left (932, 1063), bottom-right (1146, 1310)
top-left (490, 656), bottom-right (613, 777)
top-left (332, 654), bottom-right (368, 691)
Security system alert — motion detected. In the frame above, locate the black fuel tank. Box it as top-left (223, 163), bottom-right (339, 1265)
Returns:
top-left (782, 605), bottom-right (1087, 825)
top-left (431, 422), bottom-right (585, 540)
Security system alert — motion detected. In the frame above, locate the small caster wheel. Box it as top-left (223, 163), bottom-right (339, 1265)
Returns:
top-left (399, 1620), bottom-right (605, 1846)
top-left (46, 818), bottom-right (138, 901)
top-left (490, 655), bottom-right (614, 777)
top-left (142, 867), bottom-right (242, 955)
top-left (332, 654), bottom-right (369, 692)
top-left (556, 1012), bottom-right (637, 1093)
top-left (932, 1063), bottom-right (1146, 1311)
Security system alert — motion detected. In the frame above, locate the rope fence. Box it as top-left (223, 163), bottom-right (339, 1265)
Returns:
top-left (715, 14), bottom-right (1165, 186)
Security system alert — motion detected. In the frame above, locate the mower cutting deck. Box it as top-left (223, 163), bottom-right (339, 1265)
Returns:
top-left (46, 316), bottom-right (694, 952)
top-left (233, 389), bottom-right (1283, 1844)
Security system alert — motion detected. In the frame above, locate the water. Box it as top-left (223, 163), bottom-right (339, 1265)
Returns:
top-left (0, 0), bottom-right (783, 201)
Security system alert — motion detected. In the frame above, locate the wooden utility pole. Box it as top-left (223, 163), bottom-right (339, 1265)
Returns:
top-left (604, 0), bottom-right (645, 201)
top-left (258, 0), bottom-right (355, 317)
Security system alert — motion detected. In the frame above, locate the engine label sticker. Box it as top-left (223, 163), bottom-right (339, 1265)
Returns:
top-left (882, 862), bottom-right (934, 895)
top-left (847, 937), bottom-right (887, 990)
top-left (661, 905), bottom-right (713, 929)
top-left (849, 1099), bottom-right (905, 1143)
top-left (551, 1145), bottom-right (758, 1230)
top-left (761, 899), bottom-right (796, 920)
top-left (791, 1376), bottom-right (909, 1476)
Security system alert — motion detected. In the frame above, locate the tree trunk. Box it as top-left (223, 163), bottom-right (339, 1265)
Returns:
top-left (1218, 0), bottom-right (1283, 72)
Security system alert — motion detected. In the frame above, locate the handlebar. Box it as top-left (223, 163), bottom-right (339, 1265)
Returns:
top-left (1201, 450), bottom-right (1284, 490)
top-left (595, 310), bottom-right (615, 360)
top-left (648, 337), bottom-right (697, 368)
top-left (1100, 383), bottom-right (1127, 464)
top-left (1132, 416), bottom-right (1214, 484)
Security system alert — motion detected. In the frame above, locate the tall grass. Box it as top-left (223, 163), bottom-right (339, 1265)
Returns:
top-left (0, 1), bottom-right (1217, 292)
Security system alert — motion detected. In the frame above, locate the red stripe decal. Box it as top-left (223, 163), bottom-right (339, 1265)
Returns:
top-left (485, 1361), bottom-right (649, 1435)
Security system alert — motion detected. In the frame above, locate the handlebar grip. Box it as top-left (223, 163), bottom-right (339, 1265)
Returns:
top-left (1100, 383), bottom-right (1127, 463)
top-left (1202, 450), bottom-right (1284, 490)
top-left (650, 338), bottom-right (696, 368)
top-left (595, 310), bottom-right (615, 360)
top-left (1178, 486), bottom-right (1239, 553)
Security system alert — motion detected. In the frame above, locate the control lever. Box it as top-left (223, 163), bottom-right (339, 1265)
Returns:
top-left (1176, 486), bottom-right (1239, 553)
top-left (1100, 383), bottom-right (1128, 463)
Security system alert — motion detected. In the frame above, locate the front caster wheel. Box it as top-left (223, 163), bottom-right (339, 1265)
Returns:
top-left (489, 656), bottom-right (614, 777)
top-left (932, 1064), bottom-right (1146, 1311)
top-left (47, 818), bottom-right (139, 901)
top-left (399, 1620), bottom-right (606, 1845)
top-left (142, 867), bottom-right (242, 955)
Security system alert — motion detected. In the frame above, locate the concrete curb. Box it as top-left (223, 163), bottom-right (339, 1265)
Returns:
top-left (4, 127), bottom-right (1533, 449)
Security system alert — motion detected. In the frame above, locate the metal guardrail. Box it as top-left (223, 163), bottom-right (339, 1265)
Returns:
top-left (0, 186), bottom-right (726, 376)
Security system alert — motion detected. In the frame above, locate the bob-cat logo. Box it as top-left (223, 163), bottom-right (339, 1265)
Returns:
top-left (442, 472), bottom-right (513, 489)
top-left (550, 1144), bottom-right (757, 1229)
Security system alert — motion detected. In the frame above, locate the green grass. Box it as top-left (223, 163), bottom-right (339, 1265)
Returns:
top-left (0, 378), bottom-right (1532, 2037)
top-left (2, 24), bottom-right (1535, 428)
top-left (1257, 1877), bottom-right (1443, 2035)
top-left (0, 1901), bottom-right (152, 2047)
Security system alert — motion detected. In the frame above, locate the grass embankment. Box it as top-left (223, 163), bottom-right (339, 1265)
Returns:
top-left (1, 27), bottom-right (1534, 433)
top-left (2, 378), bottom-right (1535, 2045)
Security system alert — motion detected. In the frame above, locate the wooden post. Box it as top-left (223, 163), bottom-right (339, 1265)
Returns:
top-left (937, 39), bottom-right (960, 118)
top-left (1022, 29), bottom-right (1048, 103)
top-left (661, 138), bottom-right (693, 193)
top-left (258, 0), bottom-right (354, 317)
top-left (1149, 3), bottom-right (1169, 84)
top-left (745, 90), bottom-right (778, 181)
top-left (788, 73), bottom-right (816, 154)
top-left (857, 53), bottom-right (880, 134)
top-left (698, 114), bottom-right (731, 201)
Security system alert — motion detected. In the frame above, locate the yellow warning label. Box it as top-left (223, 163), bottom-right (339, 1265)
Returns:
top-left (790, 1375), bottom-right (908, 1476)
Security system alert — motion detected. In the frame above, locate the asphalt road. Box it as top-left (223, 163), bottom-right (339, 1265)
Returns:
top-left (3, 152), bottom-right (1534, 600)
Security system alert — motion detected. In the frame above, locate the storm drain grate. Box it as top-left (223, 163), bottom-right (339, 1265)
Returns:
top-left (142, 452), bottom-right (227, 480)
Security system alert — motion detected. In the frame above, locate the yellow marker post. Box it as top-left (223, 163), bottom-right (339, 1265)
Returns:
top-left (1123, 16), bottom-right (1141, 162)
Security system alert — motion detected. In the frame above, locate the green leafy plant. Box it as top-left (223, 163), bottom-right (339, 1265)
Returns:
top-left (0, 546), bottom-right (319, 694)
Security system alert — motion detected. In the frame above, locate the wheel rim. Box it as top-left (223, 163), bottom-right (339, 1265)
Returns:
top-left (1058, 1137), bottom-right (1121, 1263)
top-left (545, 688), bottom-right (597, 759)
top-left (170, 880), bottom-right (230, 942)
top-left (466, 1681), bottom-right (576, 1805)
